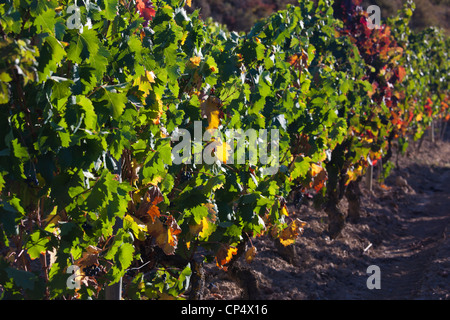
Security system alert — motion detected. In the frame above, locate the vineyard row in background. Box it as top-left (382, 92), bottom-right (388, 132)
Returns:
top-left (186, 0), bottom-right (450, 34)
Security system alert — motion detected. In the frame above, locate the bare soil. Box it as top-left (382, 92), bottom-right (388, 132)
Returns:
top-left (201, 129), bottom-right (450, 300)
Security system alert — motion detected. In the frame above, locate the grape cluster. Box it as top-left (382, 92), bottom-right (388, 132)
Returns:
top-left (125, 269), bottom-right (136, 277)
top-left (293, 192), bottom-right (313, 208)
top-left (25, 175), bottom-right (39, 187)
top-left (83, 265), bottom-right (101, 277)
top-left (82, 222), bottom-right (92, 232)
top-left (180, 170), bottom-right (193, 182)
top-left (294, 192), bottom-right (304, 209)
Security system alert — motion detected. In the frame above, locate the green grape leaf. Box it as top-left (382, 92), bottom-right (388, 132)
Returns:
top-left (37, 36), bottom-right (65, 83)
top-left (25, 230), bottom-right (50, 260)
top-left (76, 95), bottom-right (97, 130)
top-left (99, 89), bottom-right (127, 120)
top-left (67, 28), bottom-right (100, 64)
top-left (103, 0), bottom-right (119, 21)
top-left (34, 9), bottom-right (57, 35)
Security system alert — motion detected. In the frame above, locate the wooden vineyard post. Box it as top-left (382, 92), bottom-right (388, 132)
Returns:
top-left (441, 119), bottom-right (448, 141)
top-left (366, 164), bottom-right (373, 191)
top-left (377, 157), bottom-right (383, 184)
top-left (431, 120), bottom-right (435, 143)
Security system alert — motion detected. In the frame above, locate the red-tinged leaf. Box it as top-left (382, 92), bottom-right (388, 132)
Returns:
top-left (312, 169), bottom-right (327, 192)
top-left (136, 0), bottom-right (146, 12)
top-left (166, 215), bottom-right (181, 237)
top-left (380, 184), bottom-right (391, 190)
top-left (142, 7), bottom-right (156, 21)
top-left (135, 187), bottom-right (163, 222)
top-left (136, 0), bottom-right (156, 25)
top-left (397, 66), bottom-right (406, 83)
top-left (146, 186), bottom-right (164, 205)
top-left (147, 204), bottom-right (161, 223)
top-left (147, 219), bottom-right (174, 255)
top-left (287, 54), bottom-right (299, 66)
top-left (75, 250), bottom-right (100, 268)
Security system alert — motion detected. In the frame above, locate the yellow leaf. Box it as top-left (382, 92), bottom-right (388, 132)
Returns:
top-left (124, 214), bottom-right (148, 233)
top-left (190, 56), bottom-right (202, 67)
top-left (214, 139), bottom-right (232, 164)
top-left (278, 219), bottom-right (307, 246)
top-left (416, 112), bottom-right (423, 122)
top-left (134, 71), bottom-right (155, 98)
top-left (215, 245), bottom-right (238, 270)
top-left (198, 220), bottom-right (209, 238)
top-left (167, 227), bottom-right (176, 247)
top-left (346, 170), bottom-right (356, 185)
top-left (149, 175), bottom-right (163, 186)
top-left (281, 205), bottom-right (289, 217)
top-left (361, 136), bottom-right (373, 144)
top-left (181, 32), bottom-right (188, 45)
top-left (189, 215), bottom-right (215, 239)
top-left (201, 96), bottom-right (221, 130)
top-left (147, 218), bottom-right (178, 255)
top-left (151, 96), bottom-right (164, 125)
top-left (345, 165), bottom-right (363, 185)
top-left (208, 110), bottom-right (220, 130)
top-left (355, 165), bottom-right (363, 176)
top-left (186, 0), bottom-right (192, 7)
top-left (245, 246), bottom-right (257, 264)
top-left (199, 217), bottom-right (215, 238)
top-left (310, 163), bottom-right (323, 177)
top-left (147, 215), bottom-right (181, 255)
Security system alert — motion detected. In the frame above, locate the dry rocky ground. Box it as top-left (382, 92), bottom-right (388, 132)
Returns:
top-left (201, 129), bottom-right (450, 300)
